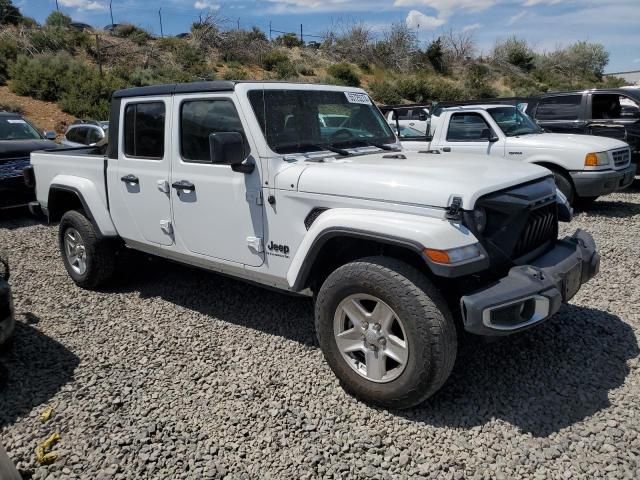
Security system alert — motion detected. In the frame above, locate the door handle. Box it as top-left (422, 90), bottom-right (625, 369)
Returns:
top-left (171, 180), bottom-right (196, 192)
top-left (120, 174), bottom-right (139, 184)
top-left (442, 147), bottom-right (451, 152)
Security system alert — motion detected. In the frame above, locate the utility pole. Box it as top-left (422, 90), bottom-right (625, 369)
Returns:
top-left (55, 0), bottom-right (59, 11)
top-left (109, 0), bottom-right (114, 26)
top-left (158, 8), bottom-right (164, 38)
top-left (237, 18), bottom-right (240, 30)
top-left (95, 34), bottom-right (103, 78)
top-left (269, 21), bottom-right (272, 41)
top-left (300, 24), bottom-right (303, 44)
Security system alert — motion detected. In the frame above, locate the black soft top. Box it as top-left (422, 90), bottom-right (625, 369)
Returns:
top-left (112, 81), bottom-right (239, 99)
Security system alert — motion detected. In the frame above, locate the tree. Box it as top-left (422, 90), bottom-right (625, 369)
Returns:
top-left (45, 11), bottom-right (72, 28)
top-left (426, 38), bottom-right (445, 73)
top-left (275, 32), bottom-right (302, 48)
top-left (492, 37), bottom-right (535, 72)
top-left (0, 0), bottom-right (22, 26)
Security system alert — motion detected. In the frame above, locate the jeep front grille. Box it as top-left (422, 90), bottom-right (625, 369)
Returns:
top-left (612, 149), bottom-right (630, 168)
top-left (513, 203), bottom-right (558, 259)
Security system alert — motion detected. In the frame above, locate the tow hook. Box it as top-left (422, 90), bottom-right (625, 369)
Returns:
top-left (446, 196), bottom-right (463, 221)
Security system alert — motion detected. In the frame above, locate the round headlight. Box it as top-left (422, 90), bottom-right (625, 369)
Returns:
top-left (473, 207), bottom-right (487, 233)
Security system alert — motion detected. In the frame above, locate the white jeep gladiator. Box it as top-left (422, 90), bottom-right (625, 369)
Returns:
top-left (29, 82), bottom-right (600, 408)
top-left (399, 104), bottom-right (635, 206)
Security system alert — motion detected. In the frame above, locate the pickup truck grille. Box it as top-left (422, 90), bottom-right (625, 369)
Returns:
top-left (512, 203), bottom-right (558, 259)
top-left (612, 148), bottom-right (630, 168)
top-left (0, 157), bottom-right (30, 180)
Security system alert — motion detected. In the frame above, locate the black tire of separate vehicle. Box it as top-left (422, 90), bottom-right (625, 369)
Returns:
top-left (315, 256), bottom-right (457, 409)
top-left (552, 170), bottom-right (575, 205)
top-left (575, 196), bottom-right (599, 209)
top-left (58, 210), bottom-right (117, 289)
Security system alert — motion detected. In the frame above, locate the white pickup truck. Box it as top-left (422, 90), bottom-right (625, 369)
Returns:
top-left (399, 104), bottom-right (635, 206)
top-left (28, 82), bottom-right (600, 409)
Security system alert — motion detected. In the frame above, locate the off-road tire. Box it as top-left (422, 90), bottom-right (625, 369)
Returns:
top-left (315, 256), bottom-right (457, 409)
top-left (59, 210), bottom-right (117, 289)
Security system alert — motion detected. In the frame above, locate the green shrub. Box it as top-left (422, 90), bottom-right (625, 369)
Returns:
top-left (262, 51), bottom-right (289, 71)
top-left (223, 67), bottom-right (248, 80)
top-left (113, 24), bottom-right (150, 45)
top-left (327, 62), bottom-right (360, 87)
top-left (368, 80), bottom-right (401, 104)
top-left (428, 77), bottom-right (466, 101)
top-left (275, 60), bottom-right (298, 80)
top-left (157, 38), bottom-right (206, 75)
top-left (10, 54), bottom-right (69, 100)
top-left (275, 33), bottom-right (302, 48)
top-left (464, 63), bottom-right (498, 98)
top-left (298, 65), bottom-right (315, 76)
top-left (0, 36), bottom-right (18, 84)
top-left (0, 0), bottom-right (23, 26)
top-left (396, 77), bottom-right (430, 102)
top-left (44, 11), bottom-right (71, 27)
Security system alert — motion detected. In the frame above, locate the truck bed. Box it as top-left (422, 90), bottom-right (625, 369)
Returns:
top-left (30, 147), bottom-right (107, 212)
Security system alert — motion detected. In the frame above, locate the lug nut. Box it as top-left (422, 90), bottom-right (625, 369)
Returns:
top-left (378, 337), bottom-right (386, 346)
top-left (373, 323), bottom-right (381, 331)
top-left (362, 322), bottom-right (369, 330)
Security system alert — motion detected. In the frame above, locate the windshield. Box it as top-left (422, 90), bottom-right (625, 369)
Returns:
top-left (488, 106), bottom-right (542, 137)
top-left (0, 117), bottom-right (43, 140)
top-left (248, 90), bottom-right (396, 154)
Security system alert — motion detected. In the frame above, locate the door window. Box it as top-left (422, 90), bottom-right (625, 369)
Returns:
top-left (592, 94), bottom-right (640, 119)
top-left (180, 99), bottom-right (248, 163)
top-left (535, 95), bottom-right (582, 120)
top-left (446, 112), bottom-right (492, 141)
top-left (123, 102), bottom-right (165, 159)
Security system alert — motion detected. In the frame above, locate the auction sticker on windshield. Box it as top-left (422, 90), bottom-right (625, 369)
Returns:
top-left (345, 92), bottom-right (372, 105)
top-left (7, 119), bottom-right (26, 124)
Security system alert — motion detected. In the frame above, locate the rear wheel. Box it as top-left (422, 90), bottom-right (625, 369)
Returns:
top-left (59, 210), bottom-right (117, 289)
top-left (315, 256), bottom-right (457, 409)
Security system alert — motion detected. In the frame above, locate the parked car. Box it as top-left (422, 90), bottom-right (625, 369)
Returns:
top-left (399, 104), bottom-right (635, 206)
top-left (69, 22), bottom-right (93, 32)
top-left (0, 253), bottom-right (14, 347)
top-left (524, 88), bottom-right (640, 171)
top-left (62, 121), bottom-right (108, 147)
top-left (380, 104), bottom-right (430, 134)
top-left (30, 81), bottom-right (599, 409)
top-left (0, 112), bottom-right (57, 209)
top-left (103, 24), bottom-right (121, 33)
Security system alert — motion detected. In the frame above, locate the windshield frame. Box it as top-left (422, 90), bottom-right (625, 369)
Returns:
top-left (0, 115), bottom-right (45, 141)
top-left (246, 87), bottom-right (397, 156)
top-left (487, 106), bottom-right (543, 137)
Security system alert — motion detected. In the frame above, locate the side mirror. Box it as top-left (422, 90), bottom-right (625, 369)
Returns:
top-left (44, 130), bottom-right (57, 140)
top-left (418, 112), bottom-right (428, 121)
top-left (209, 132), bottom-right (253, 173)
top-left (488, 133), bottom-right (500, 143)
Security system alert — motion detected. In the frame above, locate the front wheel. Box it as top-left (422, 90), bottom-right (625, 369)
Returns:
top-left (315, 256), bottom-right (457, 409)
top-left (59, 210), bottom-right (118, 289)
top-left (552, 170), bottom-right (575, 206)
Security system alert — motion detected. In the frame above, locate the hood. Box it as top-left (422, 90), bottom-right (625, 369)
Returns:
top-left (295, 152), bottom-right (551, 210)
top-left (507, 133), bottom-right (628, 152)
top-left (0, 139), bottom-right (59, 160)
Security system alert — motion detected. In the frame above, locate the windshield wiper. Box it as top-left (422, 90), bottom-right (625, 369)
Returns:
top-left (334, 139), bottom-right (398, 151)
top-left (277, 142), bottom-right (351, 156)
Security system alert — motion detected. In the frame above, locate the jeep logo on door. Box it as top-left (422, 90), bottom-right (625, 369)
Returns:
top-left (267, 241), bottom-right (290, 257)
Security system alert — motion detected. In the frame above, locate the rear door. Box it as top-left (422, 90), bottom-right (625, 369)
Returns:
top-left (435, 111), bottom-right (505, 158)
top-left (107, 97), bottom-right (173, 246)
top-left (532, 94), bottom-right (586, 133)
top-left (170, 93), bottom-right (264, 267)
top-left (586, 92), bottom-right (640, 142)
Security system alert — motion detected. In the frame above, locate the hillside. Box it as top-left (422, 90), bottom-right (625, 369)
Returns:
top-left (0, 6), bottom-right (626, 123)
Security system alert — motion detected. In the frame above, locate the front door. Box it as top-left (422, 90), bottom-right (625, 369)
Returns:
top-left (108, 97), bottom-right (173, 246)
top-left (170, 94), bottom-right (264, 267)
top-left (437, 111), bottom-right (505, 158)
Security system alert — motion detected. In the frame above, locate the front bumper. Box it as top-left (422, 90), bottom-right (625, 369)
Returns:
top-left (460, 229), bottom-right (599, 336)
top-left (570, 164), bottom-right (635, 197)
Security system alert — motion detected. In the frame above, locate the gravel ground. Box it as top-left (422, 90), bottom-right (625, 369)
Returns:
top-left (1, 183), bottom-right (640, 480)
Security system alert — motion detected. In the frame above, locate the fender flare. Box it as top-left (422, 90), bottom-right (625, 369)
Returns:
top-left (48, 176), bottom-right (117, 237)
top-left (287, 208), bottom-right (484, 290)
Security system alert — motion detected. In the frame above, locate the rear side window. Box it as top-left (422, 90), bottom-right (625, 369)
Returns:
top-left (180, 99), bottom-right (248, 163)
top-left (124, 102), bottom-right (165, 159)
top-left (592, 94), bottom-right (640, 119)
top-left (535, 95), bottom-right (582, 120)
top-left (446, 112), bottom-right (492, 141)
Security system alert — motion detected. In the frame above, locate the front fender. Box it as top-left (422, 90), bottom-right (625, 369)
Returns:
top-left (49, 175), bottom-right (117, 236)
top-left (287, 208), bottom-right (481, 289)
top-left (526, 153), bottom-right (583, 172)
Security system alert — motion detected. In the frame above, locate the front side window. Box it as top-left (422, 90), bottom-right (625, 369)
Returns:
top-left (180, 99), bottom-right (248, 163)
top-left (124, 102), bottom-right (165, 159)
top-left (0, 117), bottom-right (42, 141)
top-left (446, 112), bottom-right (492, 141)
top-left (248, 90), bottom-right (395, 154)
top-left (535, 95), bottom-right (582, 120)
top-left (488, 107), bottom-right (542, 137)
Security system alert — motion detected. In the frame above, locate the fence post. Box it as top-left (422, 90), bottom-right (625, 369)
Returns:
top-left (95, 34), bottom-right (103, 78)
top-left (300, 24), bottom-right (303, 44)
top-left (269, 21), bottom-right (272, 41)
top-left (109, 0), bottom-right (114, 25)
top-left (158, 8), bottom-right (164, 38)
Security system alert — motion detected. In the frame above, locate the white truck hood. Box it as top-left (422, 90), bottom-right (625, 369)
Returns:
top-left (294, 152), bottom-right (551, 210)
top-left (507, 133), bottom-right (628, 152)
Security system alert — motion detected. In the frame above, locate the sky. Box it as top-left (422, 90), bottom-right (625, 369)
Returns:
top-left (16, 0), bottom-right (640, 72)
